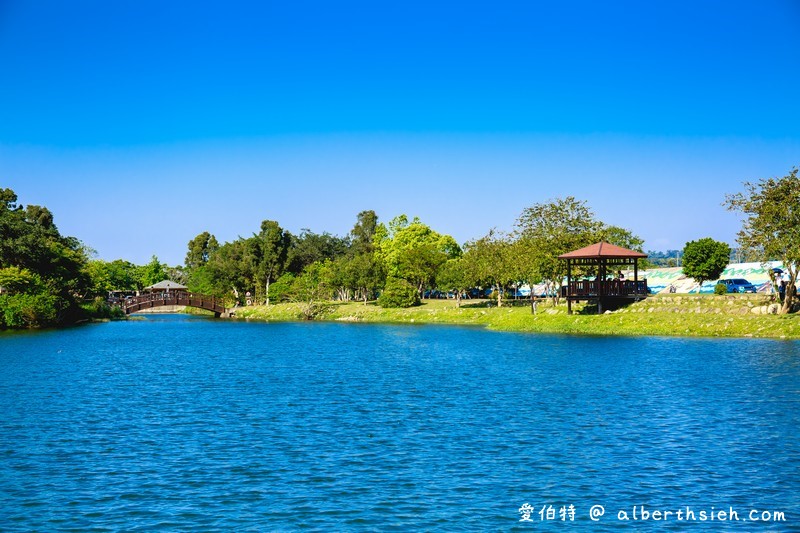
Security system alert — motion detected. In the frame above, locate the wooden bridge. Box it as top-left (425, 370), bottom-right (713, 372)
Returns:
top-left (118, 292), bottom-right (227, 317)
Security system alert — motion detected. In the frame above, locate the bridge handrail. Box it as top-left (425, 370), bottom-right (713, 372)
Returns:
top-left (111, 291), bottom-right (225, 314)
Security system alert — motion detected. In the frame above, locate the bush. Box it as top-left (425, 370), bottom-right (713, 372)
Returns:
top-left (80, 297), bottom-right (126, 320)
top-left (714, 283), bottom-right (728, 295)
top-left (295, 301), bottom-right (334, 321)
top-left (378, 277), bottom-right (420, 308)
top-left (267, 273), bottom-right (296, 303)
top-left (0, 293), bottom-right (60, 328)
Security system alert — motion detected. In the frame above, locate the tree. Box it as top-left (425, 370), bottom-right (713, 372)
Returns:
top-left (515, 197), bottom-right (603, 305)
top-left (378, 277), bottom-right (419, 308)
top-left (0, 187), bottom-right (91, 327)
top-left (349, 210), bottom-right (378, 255)
top-left (0, 266), bottom-right (43, 294)
top-left (435, 258), bottom-right (470, 307)
top-left (725, 167), bottom-right (800, 313)
top-left (197, 238), bottom-right (256, 303)
top-left (84, 259), bottom-right (139, 297)
top-left (345, 253), bottom-right (384, 304)
top-left (463, 230), bottom-right (516, 307)
top-left (396, 244), bottom-right (449, 297)
top-left (285, 229), bottom-right (348, 274)
top-left (254, 220), bottom-right (290, 306)
top-left (374, 215), bottom-right (461, 296)
top-left (289, 261), bottom-right (334, 319)
top-left (138, 255), bottom-right (169, 287)
top-left (681, 238), bottom-right (730, 291)
top-left (185, 231), bottom-right (219, 270)
top-left (509, 237), bottom-right (542, 313)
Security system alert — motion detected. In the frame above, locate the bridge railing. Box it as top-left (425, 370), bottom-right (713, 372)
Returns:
top-left (112, 291), bottom-right (225, 314)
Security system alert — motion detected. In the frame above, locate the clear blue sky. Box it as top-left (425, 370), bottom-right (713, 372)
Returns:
top-left (1, 1), bottom-right (799, 265)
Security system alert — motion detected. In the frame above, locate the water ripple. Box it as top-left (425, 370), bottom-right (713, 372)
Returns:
top-left (1, 317), bottom-right (798, 530)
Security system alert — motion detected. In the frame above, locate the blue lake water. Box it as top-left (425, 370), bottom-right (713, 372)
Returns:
top-left (1, 315), bottom-right (798, 531)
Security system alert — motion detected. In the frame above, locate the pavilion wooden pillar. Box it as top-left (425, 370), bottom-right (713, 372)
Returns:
top-left (566, 259), bottom-right (572, 315)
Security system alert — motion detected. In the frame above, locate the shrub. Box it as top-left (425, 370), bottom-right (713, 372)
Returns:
top-left (0, 293), bottom-right (60, 328)
top-left (378, 277), bottom-right (420, 308)
top-left (268, 272), bottom-right (296, 303)
top-left (714, 283), bottom-right (728, 295)
top-left (80, 297), bottom-right (126, 320)
top-left (296, 301), bottom-right (334, 321)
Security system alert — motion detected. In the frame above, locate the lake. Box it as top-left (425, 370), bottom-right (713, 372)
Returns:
top-left (1, 315), bottom-right (798, 530)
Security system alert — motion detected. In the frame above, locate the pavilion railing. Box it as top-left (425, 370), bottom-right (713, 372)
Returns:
top-left (567, 280), bottom-right (648, 298)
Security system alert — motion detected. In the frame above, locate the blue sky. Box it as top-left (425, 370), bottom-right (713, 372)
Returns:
top-left (1, 1), bottom-right (799, 265)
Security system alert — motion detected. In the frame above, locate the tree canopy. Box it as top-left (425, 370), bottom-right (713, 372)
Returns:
top-left (0, 187), bottom-right (90, 327)
top-left (725, 166), bottom-right (800, 312)
top-left (681, 238), bottom-right (731, 289)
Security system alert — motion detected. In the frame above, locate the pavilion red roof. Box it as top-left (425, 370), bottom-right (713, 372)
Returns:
top-left (558, 241), bottom-right (648, 259)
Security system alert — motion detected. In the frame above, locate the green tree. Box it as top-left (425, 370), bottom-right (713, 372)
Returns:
top-left (138, 255), bottom-right (169, 287)
top-left (725, 167), bottom-right (800, 312)
top-left (185, 231), bottom-right (219, 270)
top-left (289, 261), bottom-right (334, 319)
top-left (378, 277), bottom-right (419, 308)
top-left (515, 197), bottom-right (602, 305)
top-left (254, 220), bottom-right (290, 306)
top-left (681, 238), bottom-right (731, 291)
top-left (463, 230), bottom-right (516, 307)
top-left (374, 215), bottom-right (460, 295)
top-left (285, 229), bottom-right (348, 274)
top-left (396, 244), bottom-right (449, 297)
top-left (345, 253), bottom-right (384, 304)
top-left (349, 210), bottom-right (379, 254)
top-left (0, 187), bottom-right (91, 327)
top-left (0, 266), bottom-right (43, 294)
top-left (509, 237), bottom-right (543, 313)
top-left (435, 257), bottom-right (470, 307)
top-left (84, 259), bottom-right (140, 297)
top-left (203, 238), bottom-right (257, 304)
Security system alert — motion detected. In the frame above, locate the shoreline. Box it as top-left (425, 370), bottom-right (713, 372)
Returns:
top-left (228, 295), bottom-right (800, 340)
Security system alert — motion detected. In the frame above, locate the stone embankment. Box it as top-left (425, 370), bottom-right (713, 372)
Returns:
top-left (617, 294), bottom-right (786, 316)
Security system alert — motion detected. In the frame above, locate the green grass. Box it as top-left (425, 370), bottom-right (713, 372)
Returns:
top-left (231, 294), bottom-right (800, 339)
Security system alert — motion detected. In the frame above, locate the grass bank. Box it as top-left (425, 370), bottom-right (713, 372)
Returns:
top-left (232, 294), bottom-right (800, 339)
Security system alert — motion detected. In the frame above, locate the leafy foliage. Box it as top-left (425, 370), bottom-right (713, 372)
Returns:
top-left (137, 255), bottom-right (169, 288)
top-left (463, 230), bottom-right (515, 307)
top-left (185, 231), bottom-right (219, 270)
top-left (375, 215), bottom-right (461, 295)
top-left (514, 197), bottom-right (603, 304)
top-left (378, 277), bottom-right (420, 308)
top-left (681, 238), bottom-right (730, 288)
top-left (0, 188), bottom-right (90, 327)
top-left (0, 292), bottom-right (61, 328)
top-left (435, 258), bottom-right (470, 307)
top-left (725, 167), bottom-right (800, 313)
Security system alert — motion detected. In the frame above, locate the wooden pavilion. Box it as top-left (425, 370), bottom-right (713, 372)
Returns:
top-left (143, 280), bottom-right (189, 293)
top-left (559, 242), bottom-right (648, 314)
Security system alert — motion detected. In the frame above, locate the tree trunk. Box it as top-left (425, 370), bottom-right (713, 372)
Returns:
top-left (496, 283), bottom-right (503, 307)
top-left (265, 275), bottom-right (271, 306)
top-left (456, 292), bottom-right (461, 308)
top-left (781, 271), bottom-right (796, 313)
